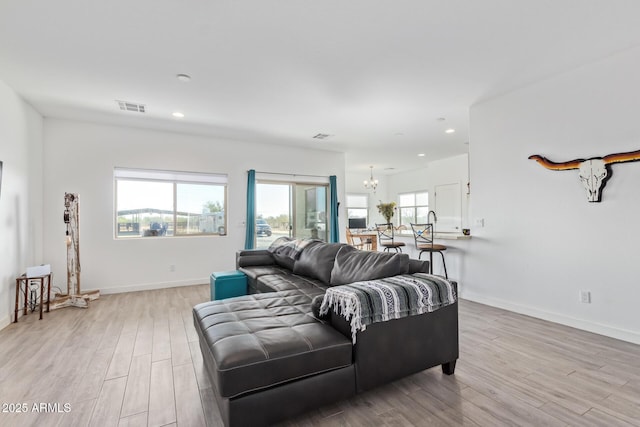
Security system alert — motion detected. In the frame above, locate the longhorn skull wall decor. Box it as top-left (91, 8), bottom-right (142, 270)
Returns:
top-left (528, 149), bottom-right (640, 202)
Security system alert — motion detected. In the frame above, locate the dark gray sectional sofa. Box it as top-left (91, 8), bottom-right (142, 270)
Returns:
top-left (192, 241), bottom-right (459, 426)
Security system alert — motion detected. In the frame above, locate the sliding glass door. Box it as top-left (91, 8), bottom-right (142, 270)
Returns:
top-left (295, 184), bottom-right (328, 242)
top-left (255, 181), bottom-right (328, 249)
top-left (255, 183), bottom-right (292, 249)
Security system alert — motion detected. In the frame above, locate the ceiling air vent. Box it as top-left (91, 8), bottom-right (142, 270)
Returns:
top-left (116, 100), bottom-right (146, 113)
top-left (313, 133), bottom-right (331, 139)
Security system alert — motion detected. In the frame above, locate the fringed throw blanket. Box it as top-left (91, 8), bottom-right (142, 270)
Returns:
top-left (319, 273), bottom-right (456, 343)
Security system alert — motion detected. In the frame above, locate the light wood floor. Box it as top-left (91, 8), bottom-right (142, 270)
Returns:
top-left (0, 285), bottom-right (639, 427)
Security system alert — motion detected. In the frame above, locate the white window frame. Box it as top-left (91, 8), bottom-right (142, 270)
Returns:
top-left (114, 167), bottom-right (228, 239)
top-left (346, 193), bottom-right (369, 227)
top-left (397, 191), bottom-right (429, 229)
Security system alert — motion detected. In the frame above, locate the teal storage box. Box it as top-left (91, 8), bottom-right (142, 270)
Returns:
top-left (210, 270), bottom-right (247, 300)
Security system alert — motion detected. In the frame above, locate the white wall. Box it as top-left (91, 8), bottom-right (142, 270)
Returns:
top-left (387, 154), bottom-right (470, 231)
top-left (42, 119), bottom-right (345, 294)
top-left (385, 156), bottom-right (470, 279)
top-left (387, 168), bottom-right (428, 219)
top-left (345, 171), bottom-right (389, 226)
top-left (345, 158), bottom-right (470, 280)
top-left (345, 155), bottom-right (470, 231)
top-left (0, 80), bottom-right (44, 328)
top-left (466, 46), bottom-right (640, 344)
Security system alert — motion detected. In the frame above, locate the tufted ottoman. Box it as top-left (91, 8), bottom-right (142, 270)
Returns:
top-left (193, 290), bottom-right (355, 427)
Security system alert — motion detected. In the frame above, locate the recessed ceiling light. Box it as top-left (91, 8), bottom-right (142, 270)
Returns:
top-left (418, 153), bottom-right (425, 157)
top-left (172, 112), bottom-right (185, 118)
top-left (176, 74), bottom-right (191, 82)
top-left (437, 117), bottom-right (446, 121)
top-left (445, 128), bottom-right (455, 134)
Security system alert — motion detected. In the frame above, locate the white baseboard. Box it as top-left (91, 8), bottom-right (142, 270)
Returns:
top-left (0, 314), bottom-right (11, 331)
top-left (0, 279), bottom-right (207, 332)
top-left (84, 278), bottom-right (208, 295)
top-left (461, 290), bottom-right (640, 345)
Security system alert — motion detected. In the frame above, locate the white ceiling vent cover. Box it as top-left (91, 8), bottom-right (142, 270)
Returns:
top-left (116, 100), bottom-right (146, 113)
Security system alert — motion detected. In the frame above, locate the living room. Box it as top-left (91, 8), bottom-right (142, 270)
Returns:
top-left (2, 1), bottom-right (640, 426)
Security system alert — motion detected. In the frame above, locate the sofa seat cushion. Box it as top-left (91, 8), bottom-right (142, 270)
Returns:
top-left (239, 265), bottom-right (290, 282)
top-left (193, 291), bottom-right (353, 399)
top-left (257, 273), bottom-right (329, 297)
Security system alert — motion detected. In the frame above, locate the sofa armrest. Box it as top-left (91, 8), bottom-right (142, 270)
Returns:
top-left (408, 259), bottom-right (430, 274)
top-left (328, 301), bottom-right (459, 392)
top-left (236, 249), bottom-right (275, 268)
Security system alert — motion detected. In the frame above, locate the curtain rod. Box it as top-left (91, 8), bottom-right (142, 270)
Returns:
top-left (252, 170), bottom-right (331, 179)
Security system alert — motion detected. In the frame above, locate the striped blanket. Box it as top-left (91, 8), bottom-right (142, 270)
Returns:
top-left (319, 273), bottom-right (456, 343)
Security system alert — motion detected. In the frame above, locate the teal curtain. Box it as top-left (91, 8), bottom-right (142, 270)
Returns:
top-left (244, 170), bottom-right (256, 249)
top-left (329, 175), bottom-right (339, 243)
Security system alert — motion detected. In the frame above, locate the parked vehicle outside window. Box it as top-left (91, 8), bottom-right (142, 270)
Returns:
top-left (256, 219), bottom-right (272, 236)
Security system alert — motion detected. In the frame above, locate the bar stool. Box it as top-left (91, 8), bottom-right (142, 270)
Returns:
top-left (376, 223), bottom-right (406, 253)
top-left (410, 223), bottom-right (448, 278)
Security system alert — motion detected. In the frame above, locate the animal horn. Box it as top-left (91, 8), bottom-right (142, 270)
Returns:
top-left (602, 149), bottom-right (640, 165)
top-left (528, 155), bottom-right (582, 170)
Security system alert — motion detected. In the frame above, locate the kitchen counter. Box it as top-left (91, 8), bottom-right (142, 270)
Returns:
top-left (396, 231), bottom-right (471, 240)
top-left (392, 232), bottom-right (472, 279)
top-left (434, 232), bottom-right (472, 240)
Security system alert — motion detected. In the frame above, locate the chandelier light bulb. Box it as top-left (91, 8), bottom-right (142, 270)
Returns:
top-left (364, 166), bottom-right (378, 192)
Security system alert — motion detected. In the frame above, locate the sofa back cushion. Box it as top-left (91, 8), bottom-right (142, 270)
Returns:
top-left (272, 252), bottom-right (296, 270)
top-left (293, 241), bottom-right (346, 284)
top-left (329, 246), bottom-right (410, 286)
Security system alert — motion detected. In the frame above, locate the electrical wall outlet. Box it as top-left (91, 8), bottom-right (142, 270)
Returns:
top-left (169, 264), bottom-right (176, 272)
top-left (474, 218), bottom-right (485, 227)
top-left (579, 290), bottom-right (591, 304)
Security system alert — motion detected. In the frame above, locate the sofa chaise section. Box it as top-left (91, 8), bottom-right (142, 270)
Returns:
top-left (193, 291), bottom-right (355, 427)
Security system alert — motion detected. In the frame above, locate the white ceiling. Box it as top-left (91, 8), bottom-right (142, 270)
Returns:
top-left (2, 0), bottom-right (640, 175)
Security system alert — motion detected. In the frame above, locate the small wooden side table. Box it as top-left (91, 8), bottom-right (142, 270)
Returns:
top-left (14, 273), bottom-right (52, 323)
